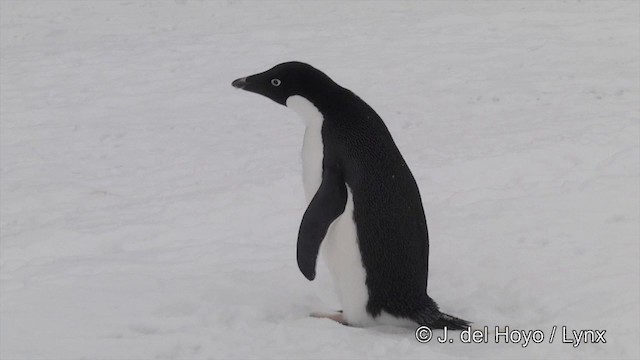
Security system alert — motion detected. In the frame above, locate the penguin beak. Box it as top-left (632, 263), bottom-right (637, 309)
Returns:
top-left (232, 77), bottom-right (248, 89)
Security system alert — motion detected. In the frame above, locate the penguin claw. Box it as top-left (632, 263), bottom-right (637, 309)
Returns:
top-left (310, 311), bottom-right (348, 325)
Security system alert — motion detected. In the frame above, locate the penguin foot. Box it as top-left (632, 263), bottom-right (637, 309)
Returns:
top-left (310, 311), bottom-right (348, 325)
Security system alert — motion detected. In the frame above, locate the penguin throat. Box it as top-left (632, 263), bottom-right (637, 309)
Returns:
top-left (286, 95), bottom-right (324, 127)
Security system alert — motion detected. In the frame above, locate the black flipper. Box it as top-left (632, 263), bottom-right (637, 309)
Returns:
top-left (297, 166), bottom-right (347, 280)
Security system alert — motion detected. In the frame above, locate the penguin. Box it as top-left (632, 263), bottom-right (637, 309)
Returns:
top-left (232, 62), bottom-right (469, 329)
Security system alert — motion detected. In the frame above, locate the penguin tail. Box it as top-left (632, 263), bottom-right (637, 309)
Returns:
top-left (412, 296), bottom-right (470, 330)
top-left (428, 312), bottom-right (470, 330)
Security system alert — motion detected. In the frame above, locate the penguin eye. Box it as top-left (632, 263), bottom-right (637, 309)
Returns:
top-left (271, 78), bottom-right (281, 87)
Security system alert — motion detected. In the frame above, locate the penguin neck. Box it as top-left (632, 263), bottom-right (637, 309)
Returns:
top-left (286, 95), bottom-right (324, 128)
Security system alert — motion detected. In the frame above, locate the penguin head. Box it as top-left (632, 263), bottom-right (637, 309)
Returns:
top-left (232, 62), bottom-right (335, 106)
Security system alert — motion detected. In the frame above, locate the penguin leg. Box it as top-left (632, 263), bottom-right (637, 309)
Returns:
top-left (310, 311), bottom-right (348, 325)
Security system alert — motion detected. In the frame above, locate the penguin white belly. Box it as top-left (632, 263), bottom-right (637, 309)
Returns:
top-left (286, 95), bottom-right (326, 201)
top-left (321, 187), bottom-right (374, 326)
top-left (286, 95), bottom-right (374, 326)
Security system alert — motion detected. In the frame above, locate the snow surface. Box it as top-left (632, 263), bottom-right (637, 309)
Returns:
top-left (1, 0), bottom-right (639, 359)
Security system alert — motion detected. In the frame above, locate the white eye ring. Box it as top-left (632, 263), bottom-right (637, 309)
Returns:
top-left (271, 78), bottom-right (281, 86)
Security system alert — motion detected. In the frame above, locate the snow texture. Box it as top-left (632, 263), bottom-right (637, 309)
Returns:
top-left (1, 0), bottom-right (638, 359)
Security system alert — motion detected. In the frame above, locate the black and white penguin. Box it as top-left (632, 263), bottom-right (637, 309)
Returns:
top-left (232, 62), bottom-right (469, 329)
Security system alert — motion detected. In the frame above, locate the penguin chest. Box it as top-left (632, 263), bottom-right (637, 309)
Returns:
top-left (287, 95), bottom-right (325, 200)
top-left (301, 124), bottom-right (324, 201)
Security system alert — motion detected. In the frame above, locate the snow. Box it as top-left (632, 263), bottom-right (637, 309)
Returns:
top-left (1, 0), bottom-right (638, 359)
